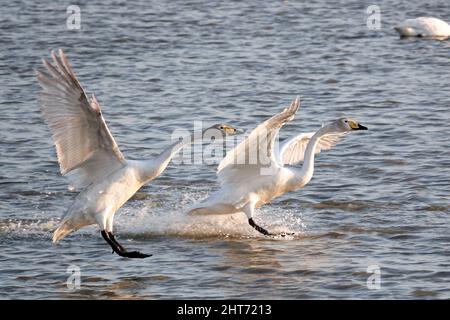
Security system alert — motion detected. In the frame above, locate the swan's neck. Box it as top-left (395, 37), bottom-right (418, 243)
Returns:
top-left (139, 128), bottom-right (225, 184)
top-left (138, 132), bottom-right (197, 183)
top-left (289, 127), bottom-right (328, 190)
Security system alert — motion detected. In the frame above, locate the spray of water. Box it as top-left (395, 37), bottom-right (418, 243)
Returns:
top-left (114, 190), bottom-right (306, 239)
top-left (1, 190), bottom-right (306, 240)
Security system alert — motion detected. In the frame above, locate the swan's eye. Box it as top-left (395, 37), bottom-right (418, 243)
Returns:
top-left (220, 126), bottom-right (224, 129)
top-left (344, 120), bottom-right (348, 123)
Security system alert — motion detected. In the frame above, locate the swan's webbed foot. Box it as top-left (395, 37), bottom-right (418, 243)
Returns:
top-left (248, 219), bottom-right (295, 237)
top-left (119, 251), bottom-right (152, 258)
top-left (101, 231), bottom-right (152, 259)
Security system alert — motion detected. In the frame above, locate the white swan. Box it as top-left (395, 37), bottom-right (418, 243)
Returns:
top-left (37, 49), bottom-right (238, 258)
top-left (188, 98), bottom-right (368, 236)
top-left (394, 17), bottom-right (450, 38)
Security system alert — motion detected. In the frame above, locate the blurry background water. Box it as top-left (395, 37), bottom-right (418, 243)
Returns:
top-left (0, 0), bottom-right (449, 299)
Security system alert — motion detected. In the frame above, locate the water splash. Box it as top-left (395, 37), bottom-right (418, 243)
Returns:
top-left (114, 190), bottom-right (306, 239)
top-left (0, 217), bottom-right (58, 240)
top-left (0, 190), bottom-right (305, 240)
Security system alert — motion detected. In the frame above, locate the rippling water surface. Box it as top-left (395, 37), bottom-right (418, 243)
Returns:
top-left (1, 0), bottom-right (449, 299)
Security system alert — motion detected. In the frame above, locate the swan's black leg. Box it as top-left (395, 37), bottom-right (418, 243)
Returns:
top-left (101, 230), bottom-right (121, 254)
top-left (248, 219), bottom-right (295, 237)
top-left (248, 218), bottom-right (271, 236)
top-left (107, 232), bottom-right (125, 252)
top-left (101, 230), bottom-right (151, 259)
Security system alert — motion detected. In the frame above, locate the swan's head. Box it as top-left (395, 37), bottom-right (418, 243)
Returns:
top-left (208, 123), bottom-right (241, 136)
top-left (326, 118), bottom-right (368, 133)
top-left (394, 26), bottom-right (417, 37)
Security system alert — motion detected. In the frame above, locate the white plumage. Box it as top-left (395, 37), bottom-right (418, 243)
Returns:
top-left (279, 131), bottom-right (346, 166)
top-left (188, 98), bottom-right (367, 236)
top-left (38, 49), bottom-right (238, 258)
top-left (395, 17), bottom-right (450, 38)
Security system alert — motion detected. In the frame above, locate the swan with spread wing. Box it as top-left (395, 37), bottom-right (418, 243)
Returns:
top-left (37, 49), bottom-right (238, 258)
top-left (188, 98), bottom-right (367, 236)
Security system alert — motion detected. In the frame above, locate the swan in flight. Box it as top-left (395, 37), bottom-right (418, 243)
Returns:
top-left (188, 98), bottom-right (368, 236)
top-left (37, 49), bottom-right (238, 258)
top-left (394, 17), bottom-right (450, 38)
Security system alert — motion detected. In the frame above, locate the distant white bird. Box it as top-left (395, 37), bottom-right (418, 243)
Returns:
top-left (37, 49), bottom-right (238, 258)
top-left (188, 98), bottom-right (367, 236)
top-left (394, 17), bottom-right (450, 38)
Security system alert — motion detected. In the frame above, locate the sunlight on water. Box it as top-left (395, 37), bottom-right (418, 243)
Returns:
top-left (1, 0), bottom-right (449, 299)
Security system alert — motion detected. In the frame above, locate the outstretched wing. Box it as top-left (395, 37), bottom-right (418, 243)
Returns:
top-left (217, 97), bottom-right (300, 186)
top-left (37, 49), bottom-right (126, 190)
top-left (279, 132), bottom-right (346, 166)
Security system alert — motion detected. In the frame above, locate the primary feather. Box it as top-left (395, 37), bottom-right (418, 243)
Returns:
top-left (37, 50), bottom-right (126, 190)
top-left (217, 97), bottom-right (300, 186)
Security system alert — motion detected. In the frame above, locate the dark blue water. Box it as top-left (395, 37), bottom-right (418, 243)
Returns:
top-left (0, 0), bottom-right (449, 299)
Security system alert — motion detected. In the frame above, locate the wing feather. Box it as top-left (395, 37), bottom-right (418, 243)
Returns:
top-left (217, 97), bottom-right (300, 186)
top-left (279, 132), bottom-right (346, 165)
top-left (37, 49), bottom-right (126, 189)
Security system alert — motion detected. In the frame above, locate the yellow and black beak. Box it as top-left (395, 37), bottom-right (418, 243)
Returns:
top-left (225, 127), bottom-right (242, 135)
top-left (354, 123), bottom-right (368, 130)
top-left (350, 122), bottom-right (368, 130)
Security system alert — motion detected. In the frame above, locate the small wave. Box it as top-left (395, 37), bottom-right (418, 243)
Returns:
top-left (411, 289), bottom-right (439, 298)
top-left (419, 204), bottom-right (450, 212)
top-left (307, 200), bottom-right (372, 212)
